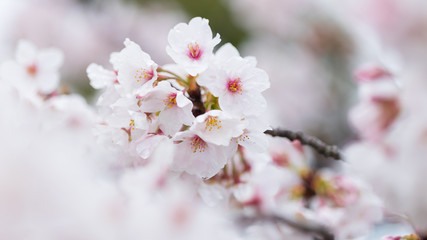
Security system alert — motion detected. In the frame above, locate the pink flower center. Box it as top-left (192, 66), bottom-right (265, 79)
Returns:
top-left (190, 135), bottom-right (206, 153)
top-left (227, 78), bottom-right (243, 94)
top-left (164, 93), bottom-right (177, 109)
top-left (135, 68), bottom-right (154, 83)
top-left (205, 116), bottom-right (222, 131)
top-left (187, 42), bottom-right (202, 60)
top-left (27, 63), bottom-right (38, 76)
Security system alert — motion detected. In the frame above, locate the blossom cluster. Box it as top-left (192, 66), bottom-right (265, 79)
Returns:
top-left (0, 16), bottom-right (417, 240)
top-left (86, 17), bottom-right (383, 239)
top-left (87, 17), bottom-right (270, 178)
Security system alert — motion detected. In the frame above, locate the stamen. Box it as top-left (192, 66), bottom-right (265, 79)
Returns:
top-left (134, 68), bottom-right (154, 83)
top-left (190, 135), bottom-right (206, 153)
top-left (129, 119), bottom-right (135, 130)
top-left (27, 64), bottom-right (38, 76)
top-left (227, 78), bottom-right (243, 94)
top-left (205, 116), bottom-right (222, 131)
top-left (237, 133), bottom-right (250, 143)
top-left (163, 93), bottom-right (177, 109)
top-left (187, 42), bottom-right (202, 60)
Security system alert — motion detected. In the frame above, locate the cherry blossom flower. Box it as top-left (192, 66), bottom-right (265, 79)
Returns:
top-left (349, 63), bottom-right (400, 141)
top-left (0, 40), bottom-right (63, 95)
top-left (172, 130), bottom-right (237, 178)
top-left (116, 38), bottom-right (158, 93)
top-left (138, 81), bottom-right (194, 136)
top-left (310, 173), bottom-right (383, 240)
top-left (232, 117), bottom-right (271, 152)
top-left (354, 63), bottom-right (400, 100)
top-left (198, 44), bottom-right (270, 117)
top-left (166, 17), bottom-right (220, 76)
top-left (190, 110), bottom-right (245, 146)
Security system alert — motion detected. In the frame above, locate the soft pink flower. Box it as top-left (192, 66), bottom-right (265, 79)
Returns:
top-left (166, 17), bottom-right (220, 76)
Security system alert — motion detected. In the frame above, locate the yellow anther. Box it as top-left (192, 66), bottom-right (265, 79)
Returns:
top-left (205, 116), bottom-right (222, 131)
top-left (190, 135), bottom-right (206, 153)
top-left (227, 78), bottom-right (243, 94)
top-left (164, 93), bottom-right (177, 109)
top-left (187, 42), bottom-right (202, 59)
top-left (129, 119), bottom-right (135, 130)
top-left (134, 68), bottom-right (153, 83)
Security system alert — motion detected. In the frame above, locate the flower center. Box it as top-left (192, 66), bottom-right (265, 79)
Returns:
top-left (187, 42), bottom-right (202, 60)
top-left (205, 116), bottom-right (222, 131)
top-left (164, 93), bottom-right (177, 109)
top-left (27, 63), bottom-right (38, 76)
top-left (135, 68), bottom-right (154, 83)
top-left (190, 135), bottom-right (206, 153)
top-left (227, 78), bottom-right (243, 94)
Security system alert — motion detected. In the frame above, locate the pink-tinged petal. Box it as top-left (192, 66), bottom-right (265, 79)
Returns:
top-left (97, 85), bottom-right (120, 107)
top-left (241, 68), bottom-right (270, 92)
top-left (188, 17), bottom-right (213, 39)
top-left (139, 81), bottom-right (174, 112)
top-left (15, 40), bottom-right (37, 66)
top-left (87, 63), bottom-right (116, 89)
top-left (237, 130), bottom-right (269, 153)
top-left (36, 71), bottom-right (59, 94)
top-left (175, 100), bottom-right (195, 126)
top-left (167, 17), bottom-right (220, 76)
top-left (0, 60), bottom-right (28, 89)
top-left (197, 67), bottom-right (228, 97)
top-left (234, 114), bottom-right (270, 152)
top-left (159, 94), bottom-right (193, 136)
top-left (167, 23), bottom-right (191, 49)
top-left (109, 52), bottom-right (121, 70)
top-left (215, 43), bottom-right (240, 61)
top-left (175, 91), bottom-right (192, 108)
top-left (139, 89), bottom-right (169, 112)
top-left (37, 48), bottom-right (64, 71)
top-left (190, 110), bottom-right (244, 146)
top-left (159, 108), bottom-right (185, 136)
top-left (135, 134), bottom-right (168, 159)
top-left (219, 91), bottom-right (266, 117)
top-left (117, 38), bottom-right (158, 91)
top-left (173, 131), bottom-right (237, 178)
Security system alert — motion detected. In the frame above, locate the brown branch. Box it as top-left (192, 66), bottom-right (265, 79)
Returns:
top-left (264, 128), bottom-right (342, 160)
top-left (237, 214), bottom-right (334, 240)
top-left (187, 75), bottom-right (205, 117)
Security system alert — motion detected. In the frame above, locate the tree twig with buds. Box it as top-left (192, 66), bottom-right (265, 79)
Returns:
top-left (264, 128), bottom-right (342, 160)
top-left (237, 214), bottom-right (334, 240)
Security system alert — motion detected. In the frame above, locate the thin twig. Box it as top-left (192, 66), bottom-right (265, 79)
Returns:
top-left (264, 128), bottom-right (342, 160)
top-left (237, 214), bottom-right (334, 240)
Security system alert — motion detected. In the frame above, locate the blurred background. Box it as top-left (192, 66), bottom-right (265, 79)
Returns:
top-left (0, 0), bottom-right (423, 150)
top-left (2, 0), bottom-right (427, 238)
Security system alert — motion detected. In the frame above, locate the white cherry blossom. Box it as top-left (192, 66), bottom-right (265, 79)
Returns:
top-left (166, 17), bottom-right (220, 76)
top-left (233, 117), bottom-right (271, 152)
top-left (139, 81), bottom-right (194, 136)
top-left (0, 40), bottom-right (63, 95)
top-left (190, 110), bottom-right (245, 146)
top-left (116, 38), bottom-right (158, 93)
top-left (172, 130), bottom-right (237, 178)
top-left (198, 46), bottom-right (270, 117)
